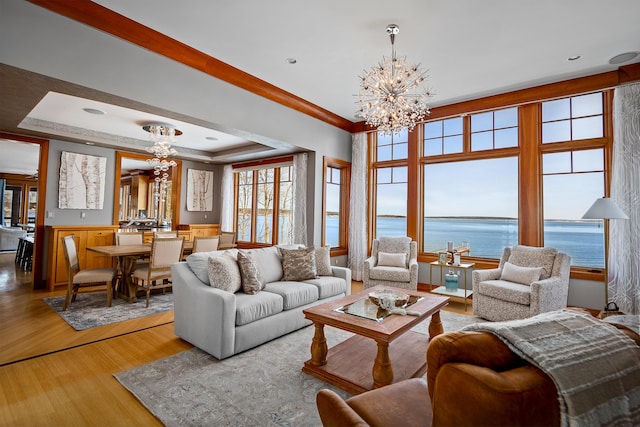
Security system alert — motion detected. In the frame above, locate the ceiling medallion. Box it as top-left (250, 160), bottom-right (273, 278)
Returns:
top-left (356, 24), bottom-right (433, 135)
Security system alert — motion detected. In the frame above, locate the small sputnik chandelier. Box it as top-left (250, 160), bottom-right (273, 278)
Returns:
top-left (143, 123), bottom-right (179, 222)
top-left (356, 24), bottom-right (432, 135)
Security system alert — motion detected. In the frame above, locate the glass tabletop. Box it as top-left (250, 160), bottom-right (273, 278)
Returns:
top-left (335, 295), bottom-right (423, 322)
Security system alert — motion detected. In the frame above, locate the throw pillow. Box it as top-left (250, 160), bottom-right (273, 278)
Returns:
top-left (315, 245), bottom-right (333, 276)
top-left (508, 245), bottom-right (557, 280)
top-left (500, 261), bottom-right (543, 286)
top-left (186, 250), bottom-right (228, 285)
top-left (237, 251), bottom-right (263, 294)
top-left (281, 247), bottom-right (317, 281)
top-left (207, 254), bottom-right (242, 293)
top-left (377, 251), bottom-right (407, 268)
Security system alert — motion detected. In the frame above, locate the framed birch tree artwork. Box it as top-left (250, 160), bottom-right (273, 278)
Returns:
top-left (187, 169), bottom-right (214, 211)
top-left (58, 151), bottom-right (107, 209)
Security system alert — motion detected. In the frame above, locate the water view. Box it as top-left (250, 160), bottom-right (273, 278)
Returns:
top-left (326, 216), bottom-right (604, 267)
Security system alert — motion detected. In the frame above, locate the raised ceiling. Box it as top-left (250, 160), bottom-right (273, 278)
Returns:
top-left (1, 0), bottom-right (639, 174)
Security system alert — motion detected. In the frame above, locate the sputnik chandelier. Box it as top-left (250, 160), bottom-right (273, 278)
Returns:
top-left (356, 24), bottom-right (433, 135)
top-left (143, 123), bottom-right (180, 222)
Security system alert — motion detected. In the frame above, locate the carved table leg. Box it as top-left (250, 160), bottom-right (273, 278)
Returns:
top-left (309, 322), bottom-right (328, 366)
top-left (429, 310), bottom-right (444, 340)
top-left (372, 341), bottom-right (393, 388)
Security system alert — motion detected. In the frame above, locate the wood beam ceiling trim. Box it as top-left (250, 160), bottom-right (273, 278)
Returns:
top-left (27, 0), bottom-right (354, 133)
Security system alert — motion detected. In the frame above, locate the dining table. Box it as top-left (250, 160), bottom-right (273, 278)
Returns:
top-left (87, 241), bottom-right (193, 302)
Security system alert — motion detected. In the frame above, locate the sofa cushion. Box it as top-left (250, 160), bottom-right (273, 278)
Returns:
top-left (508, 246), bottom-right (557, 280)
top-left (263, 281), bottom-right (319, 310)
top-left (207, 254), bottom-right (242, 293)
top-left (378, 251), bottom-right (407, 268)
top-left (315, 245), bottom-right (333, 276)
top-left (237, 251), bottom-right (263, 294)
top-left (246, 246), bottom-right (284, 284)
top-left (303, 276), bottom-right (346, 299)
top-left (369, 265), bottom-right (411, 282)
top-left (478, 280), bottom-right (531, 305)
top-left (500, 262), bottom-right (543, 286)
top-left (235, 291), bottom-right (284, 326)
top-left (186, 250), bottom-right (232, 285)
top-left (280, 247), bottom-right (317, 281)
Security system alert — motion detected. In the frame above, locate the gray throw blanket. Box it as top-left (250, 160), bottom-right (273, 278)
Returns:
top-left (462, 310), bottom-right (640, 427)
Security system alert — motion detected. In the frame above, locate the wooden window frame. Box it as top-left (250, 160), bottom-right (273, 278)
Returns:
top-left (367, 83), bottom-right (614, 281)
top-left (232, 156), bottom-right (294, 247)
top-left (322, 157), bottom-right (350, 256)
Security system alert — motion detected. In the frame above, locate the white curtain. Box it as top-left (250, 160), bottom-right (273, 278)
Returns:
top-left (610, 82), bottom-right (640, 315)
top-left (348, 132), bottom-right (368, 281)
top-left (220, 164), bottom-right (234, 232)
top-left (292, 152), bottom-right (308, 245)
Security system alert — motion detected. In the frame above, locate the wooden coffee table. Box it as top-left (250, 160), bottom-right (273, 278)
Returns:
top-left (302, 285), bottom-right (449, 394)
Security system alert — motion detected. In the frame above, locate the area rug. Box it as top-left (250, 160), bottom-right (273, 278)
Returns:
top-left (43, 292), bottom-right (173, 331)
top-left (115, 311), bottom-right (485, 427)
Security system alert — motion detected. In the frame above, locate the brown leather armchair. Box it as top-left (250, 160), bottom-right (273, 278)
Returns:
top-left (316, 378), bottom-right (432, 427)
top-left (316, 320), bottom-right (640, 427)
top-left (427, 331), bottom-right (559, 426)
top-left (427, 327), bottom-right (640, 427)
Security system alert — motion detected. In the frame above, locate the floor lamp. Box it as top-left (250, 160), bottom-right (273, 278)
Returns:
top-left (582, 197), bottom-right (629, 311)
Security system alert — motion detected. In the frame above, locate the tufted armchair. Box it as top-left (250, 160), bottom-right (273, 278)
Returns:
top-left (472, 245), bottom-right (571, 321)
top-left (363, 236), bottom-right (418, 290)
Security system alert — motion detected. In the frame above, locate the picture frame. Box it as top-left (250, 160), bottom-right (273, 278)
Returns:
top-left (58, 151), bottom-right (106, 209)
top-left (186, 169), bottom-right (214, 211)
top-left (438, 251), bottom-right (447, 265)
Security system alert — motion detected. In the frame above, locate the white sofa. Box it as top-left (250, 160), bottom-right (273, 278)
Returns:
top-left (172, 245), bottom-right (352, 359)
top-left (0, 225), bottom-right (27, 251)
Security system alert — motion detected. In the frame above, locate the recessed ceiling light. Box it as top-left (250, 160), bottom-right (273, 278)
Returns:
top-left (567, 55), bottom-right (581, 61)
top-left (609, 51), bottom-right (639, 65)
top-left (205, 136), bottom-right (218, 141)
top-left (83, 107), bottom-right (106, 115)
top-left (286, 57), bottom-right (297, 64)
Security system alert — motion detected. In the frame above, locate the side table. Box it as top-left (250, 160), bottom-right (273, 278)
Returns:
top-left (429, 261), bottom-right (474, 311)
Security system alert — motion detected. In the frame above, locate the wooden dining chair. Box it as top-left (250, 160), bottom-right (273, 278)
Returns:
top-left (153, 231), bottom-right (178, 239)
top-left (61, 234), bottom-right (117, 311)
top-left (218, 231), bottom-right (237, 249)
top-left (115, 231), bottom-right (145, 245)
top-left (114, 231), bottom-right (148, 293)
top-left (131, 237), bottom-right (184, 307)
top-left (192, 235), bottom-right (220, 253)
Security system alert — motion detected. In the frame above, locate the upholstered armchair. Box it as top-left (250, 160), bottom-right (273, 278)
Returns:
top-left (427, 325), bottom-right (640, 427)
top-left (363, 236), bottom-right (418, 290)
top-left (472, 245), bottom-right (571, 321)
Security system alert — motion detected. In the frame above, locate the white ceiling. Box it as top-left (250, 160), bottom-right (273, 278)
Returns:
top-left (94, 0), bottom-right (640, 120)
top-left (1, 0), bottom-right (639, 175)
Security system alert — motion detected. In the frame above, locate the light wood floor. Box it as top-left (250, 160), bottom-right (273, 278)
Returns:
top-left (0, 252), bottom-right (470, 426)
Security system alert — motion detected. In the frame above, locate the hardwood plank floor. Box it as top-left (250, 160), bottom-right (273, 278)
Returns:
top-left (0, 252), bottom-right (470, 426)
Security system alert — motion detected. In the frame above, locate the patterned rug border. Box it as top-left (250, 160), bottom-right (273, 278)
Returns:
top-left (43, 292), bottom-right (174, 331)
top-left (115, 311), bottom-right (485, 427)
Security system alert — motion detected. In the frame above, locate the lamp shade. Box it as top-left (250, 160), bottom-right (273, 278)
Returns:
top-left (582, 197), bottom-right (629, 220)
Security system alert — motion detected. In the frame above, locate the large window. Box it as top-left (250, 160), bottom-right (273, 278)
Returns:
top-left (234, 161), bottom-right (293, 245)
top-left (368, 86), bottom-right (612, 281)
top-left (543, 149), bottom-right (605, 267)
top-left (322, 158), bottom-right (350, 250)
top-left (540, 92), bottom-right (607, 268)
top-left (374, 166), bottom-right (407, 237)
top-left (423, 157), bottom-right (519, 257)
